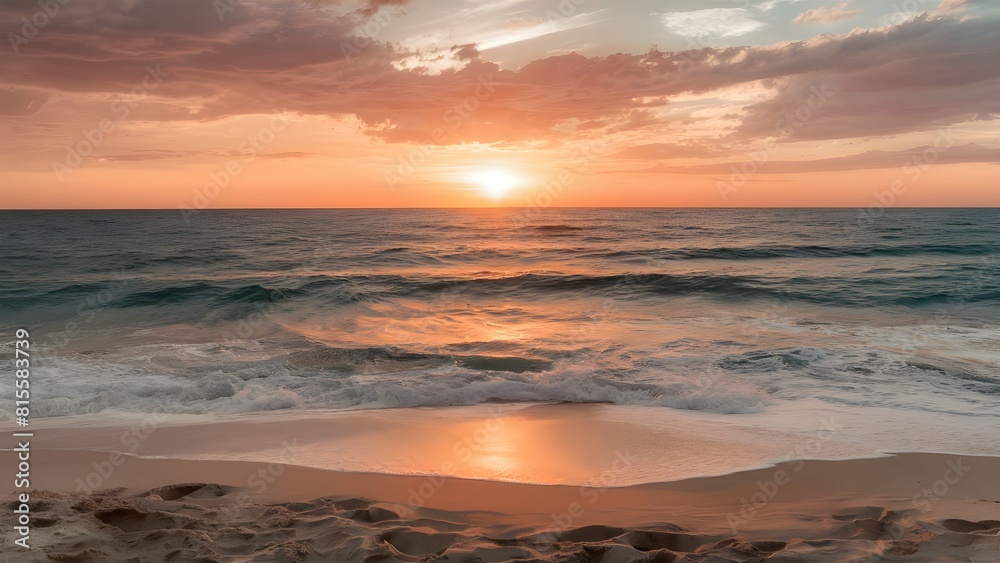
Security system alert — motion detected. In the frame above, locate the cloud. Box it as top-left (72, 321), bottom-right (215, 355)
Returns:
top-left (755, 0), bottom-right (802, 11)
top-left (610, 143), bottom-right (720, 160)
top-left (94, 149), bottom-right (318, 162)
top-left (636, 144), bottom-right (1000, 174)
top-left (475, 9), bottom-right (602, 50)
top-left (793, 3), bottom-right (863, 24)
top-left (357, 0), bottom-right (409, 16)
top-left (0, 87), bottom-right (52, 116)
top-left (936, 0), bottom-right (968, 12)
top-left (734, 17), bottom-right (1000, 141)
top-left (1, 1), bottom-right (998, 152)
top-left (658, 9), bottom-right (766, 38)
top-left (258, 151), bottom-right (317, 159)
top-left (97, 150), bottom-right (191, 162)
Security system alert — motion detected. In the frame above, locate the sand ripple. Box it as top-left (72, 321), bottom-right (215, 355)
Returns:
top-left (4, 484), bottom-right (999, 562)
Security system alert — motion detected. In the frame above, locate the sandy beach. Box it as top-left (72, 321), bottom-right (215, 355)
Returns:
top-left (2, 404), bottom-right (998, 561)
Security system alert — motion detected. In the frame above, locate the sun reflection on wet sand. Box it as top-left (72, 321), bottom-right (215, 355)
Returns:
top-left (26, 403), bottom-right (879, 486)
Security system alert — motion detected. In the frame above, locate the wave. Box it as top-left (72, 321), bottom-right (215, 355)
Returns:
top-left (718, 346), bottom-right (1000, 408)
top-left (212, 285), bottom-right (302, 305)
top-left (41, 282), bottom-right (112, 297)
top-left (9, 267), bottom-right (1000, 313)
top-left (6, 325), bottom-right (999, 420)
top-left (286, 346), bottom-right (553, 374)
top-left (4, 353), bottom-right (766, 418)
top-left (588, 243), bottom-right (998, 261)
top-left (528, 224), bottom-right (586, 232)
top-left (416, 272), bottom-right (1000, 306)
top-left (526, 224), bottom-right (587, 236)
top-left (115, 283), bottom-right (222, 306)
top-left (18, 341), bottom-right (999, 419)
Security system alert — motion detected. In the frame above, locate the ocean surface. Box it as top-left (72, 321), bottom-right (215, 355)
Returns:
top-left (1, 208), bottom-right (998, 457)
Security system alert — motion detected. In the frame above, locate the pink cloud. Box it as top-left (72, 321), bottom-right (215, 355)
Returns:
top-left (1, 1), bottom-right (997, 151)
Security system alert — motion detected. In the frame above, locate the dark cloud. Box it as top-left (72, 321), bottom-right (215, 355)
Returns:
top-left (735, 16), bottom-right (1000, 141)
top-left (1, 2), bottom-right (998, 147)
top-left (357, 0), bottom-right (409, 17)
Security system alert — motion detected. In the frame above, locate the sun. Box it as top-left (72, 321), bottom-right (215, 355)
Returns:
top-left (473, 169), bottom-right (521, 200)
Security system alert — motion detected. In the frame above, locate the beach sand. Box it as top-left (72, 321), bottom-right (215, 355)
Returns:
top-left (2, 405), bottom-right (999, 561)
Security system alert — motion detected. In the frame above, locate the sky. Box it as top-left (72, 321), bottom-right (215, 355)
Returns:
top-left (1, 0), bottom-right (998, 209)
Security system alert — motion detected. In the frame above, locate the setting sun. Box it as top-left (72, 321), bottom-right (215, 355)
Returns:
top-left (473, 169), bottom-right (521, 200)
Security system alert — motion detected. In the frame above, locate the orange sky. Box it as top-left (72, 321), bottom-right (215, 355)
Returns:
top-left (1, 0), bottom-right (998, 209)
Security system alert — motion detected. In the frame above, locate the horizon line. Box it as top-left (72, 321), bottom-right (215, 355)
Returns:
top-left (2, 206), bottom-right (999, 211)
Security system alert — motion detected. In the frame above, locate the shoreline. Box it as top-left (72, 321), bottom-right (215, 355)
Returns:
top-left (1, 450), bottom-right (999, 560)
top-left (7, 402), bottom-right (991, 487)
top-left (2, 404), bottom-right (999, 559)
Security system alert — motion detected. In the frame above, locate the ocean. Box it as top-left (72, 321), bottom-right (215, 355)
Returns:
top-left (1, 208), bottom-right (998, 458)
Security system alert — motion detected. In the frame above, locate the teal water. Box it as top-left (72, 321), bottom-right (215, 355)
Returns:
top-left (0, 209), bottom-right (997, 442)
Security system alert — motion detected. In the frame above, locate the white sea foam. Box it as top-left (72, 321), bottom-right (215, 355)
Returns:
top-left (0, 354), bottom-right (768, 418)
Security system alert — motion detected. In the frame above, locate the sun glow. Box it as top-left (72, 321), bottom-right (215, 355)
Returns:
top-left (472, 169), bottom-right (521, 200)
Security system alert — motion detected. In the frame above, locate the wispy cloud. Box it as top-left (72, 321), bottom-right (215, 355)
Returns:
top-left (476, 9), bottom-right (603, 50)
top-left (658, 8), bottom-right (766, 38)
top-left (634, 144), bottom-right (1000, 174)
top-left (793, 2), bottom-right (863, 24)
top-left (755, 0), bottom-right (802, 11)
top-left (610, 143), bottom-right (720, 160)
top-left (937, 0), bottom-right (968, 11)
